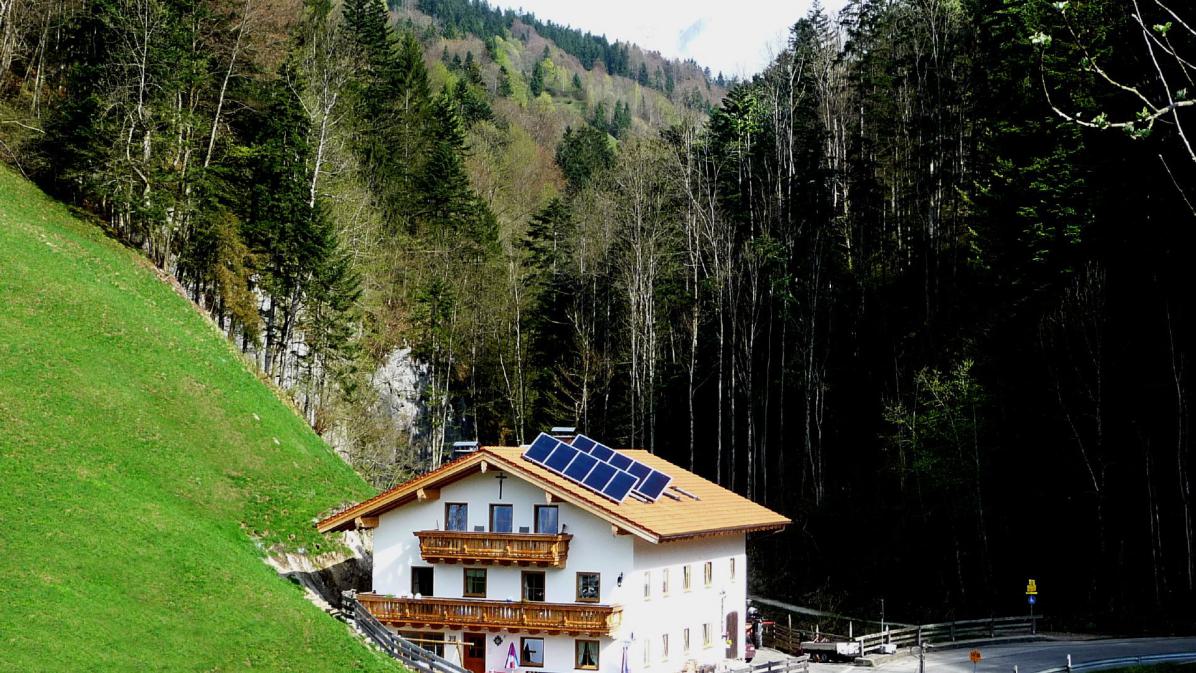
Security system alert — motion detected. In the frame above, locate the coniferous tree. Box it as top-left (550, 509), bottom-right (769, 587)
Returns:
top-left (530, 59), bottom-right (546, 97)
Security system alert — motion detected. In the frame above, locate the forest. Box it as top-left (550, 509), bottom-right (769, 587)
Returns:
top-left (0, 0), bottom-right (1193, 630)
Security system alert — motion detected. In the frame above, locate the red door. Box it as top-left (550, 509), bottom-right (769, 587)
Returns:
top-left (726, 611), bottom-right (739, 659)
top-left (463, 633), bottom-right (486, 673)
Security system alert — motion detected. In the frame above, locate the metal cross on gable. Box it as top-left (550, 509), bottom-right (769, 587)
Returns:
top-left (495, 471), bottom-right (507, 499)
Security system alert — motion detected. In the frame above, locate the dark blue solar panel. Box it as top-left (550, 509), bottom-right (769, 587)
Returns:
top-left (525, 433), bottom-right (558, 462)
top-left (602, 471), bottom-right (638, 501)
top-left (590, 444), bottom-right (616, 462)
top-left (545, 444), bottom-right (579, 472)
top-left (636, 471), bottom-right (672, 500)
top-left (564, 452), bottom-right (598, 481)
top-left (608, 452), bottom-right (633, 471)
top-left (627, 461), bottom-right (652, 486)
top-left (582, 461), bottom-right (617, 490)
top-left (572, 435), bottom-right (597, 453)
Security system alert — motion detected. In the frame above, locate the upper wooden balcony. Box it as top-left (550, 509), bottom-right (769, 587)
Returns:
top-left (414, 530), bottom-right (572, 568)
top-left (357, 593), bottom-right (622, 637)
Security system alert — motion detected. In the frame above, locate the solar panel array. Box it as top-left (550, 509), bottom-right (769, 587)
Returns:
top-left (571, 434), bottom-right (673, 501)
top-left (521, 432), bottom-right (675, 504)
top-left (523, 433), bottom-right (639, 502)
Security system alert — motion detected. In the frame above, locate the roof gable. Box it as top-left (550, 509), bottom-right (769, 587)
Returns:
top-left (316, 446), bottom-right (790, 542)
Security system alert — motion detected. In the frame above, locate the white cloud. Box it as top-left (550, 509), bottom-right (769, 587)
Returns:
top-left (487, 0), bottom-right (849, 78)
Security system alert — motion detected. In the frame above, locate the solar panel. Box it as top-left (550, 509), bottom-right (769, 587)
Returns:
top-left (545, 443), bottom-right (579, 472)
top-left (564, 452), bottom-right (599, 481)
top-left (582, 461), bottom-right (617, 490)
top-left (637, 471), bottom-right (672, 500)
top-left (525, 434), bottom-right (557, 462)
top-left (565, 433), bottom-right (677, 502)
top-left (608, 452), bottom-right (633, 471)
top-left (602, 471), bottom-right (638, 501)
top-left (526, 432), bottom-right (678, 504)
top-left (522, 433), bottom-right (638, 504)
top-left (627, 461), bottom-right (652, 486)
top-left (590, 444), bottom-right (616, 462)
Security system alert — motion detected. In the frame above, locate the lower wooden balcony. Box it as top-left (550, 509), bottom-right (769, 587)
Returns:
top-left (357, 593), bottom-right (622, 637)
top-left (415, 530), bottom-right (572, 568)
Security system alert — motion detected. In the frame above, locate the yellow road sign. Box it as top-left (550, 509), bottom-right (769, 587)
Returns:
top-left (1026, 579), bottom-right (1037, 595)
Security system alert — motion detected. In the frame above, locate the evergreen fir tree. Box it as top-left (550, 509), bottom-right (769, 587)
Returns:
top-left (530, 59), bottom-right (547, 97)
top-left (498, 65), bottom-right (513, 96)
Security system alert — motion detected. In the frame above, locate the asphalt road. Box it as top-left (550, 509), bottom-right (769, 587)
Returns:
top-left (804, 637), bottom-right (1196, 673)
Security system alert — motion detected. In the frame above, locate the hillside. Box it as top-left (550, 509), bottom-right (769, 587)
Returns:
top-left (0, 166), bottom-right (394, 671)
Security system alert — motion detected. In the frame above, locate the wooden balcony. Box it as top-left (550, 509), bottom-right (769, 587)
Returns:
top-left (357, 593), bottom-right (622, 636)
top-left (414, 530), bottom-right (572, 568)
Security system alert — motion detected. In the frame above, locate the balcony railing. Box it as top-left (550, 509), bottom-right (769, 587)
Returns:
top-left (414, 530), bottom-right (572, 568)
top-left (357, 594), bottom-right (622, 636)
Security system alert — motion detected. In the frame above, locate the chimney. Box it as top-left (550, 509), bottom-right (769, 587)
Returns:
top-left (451, 440), bottom-right (479, 458)
top-left (550, 426), bottom-right (577, 443)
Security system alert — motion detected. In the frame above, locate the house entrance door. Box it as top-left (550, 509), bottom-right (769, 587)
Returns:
top-left (463, 633), bottom-right (486, 673)
top-left (725, 611), bottom-right (739, 659)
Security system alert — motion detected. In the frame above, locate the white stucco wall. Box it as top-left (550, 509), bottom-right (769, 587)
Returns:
top-left (373, 470), bottom-right (635, 602)
top-left (371, 466), bottom-right (750, 673)
top-left (625, 535), bottom-right (747, 672)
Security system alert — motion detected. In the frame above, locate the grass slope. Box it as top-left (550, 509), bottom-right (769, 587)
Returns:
top-left (0, 166), bottom-right (395, 672)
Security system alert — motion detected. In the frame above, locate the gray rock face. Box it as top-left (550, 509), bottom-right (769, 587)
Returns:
top-left (266, 530), bottom-right (373, 614)
top-left (371, 347), bottom-right (427, 450)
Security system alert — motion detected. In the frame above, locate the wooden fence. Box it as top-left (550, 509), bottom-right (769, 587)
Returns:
top-left (726, 655), bottom-right (810, 673)
top-left (853, 615), bottom-right (1043, 654)
top-left (759, 604), bottom-right (1041, 659)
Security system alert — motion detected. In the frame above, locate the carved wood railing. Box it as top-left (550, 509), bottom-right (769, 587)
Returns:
top-left (414, 530), bottom-right (572, 567)
top-left (357, 593), bottom-right (622, 636)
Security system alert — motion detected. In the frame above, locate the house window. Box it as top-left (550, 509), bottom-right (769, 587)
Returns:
top-left (704, 561), bottom-right (713, 587)
top-left (643, 571), bottom-right (651, 600)
top-left (661, 634), bottom-right (669, 661)
top-left (411, 566), bottom-right (433, 596)
top-left (576, 572), bottom-right (600, 602)
top-left (490, 504), bottom-right (513, 533)
top-left (401, 631), bottom-right (445, 656)
top-left (576, 639), bottom-right (600, 670)
top-left (683, 628), bottom-right (691, 654)
top-left (534, 505), bottom-right (559, 534)
top-left (661, 568), bottom-right (669, 596)
top-left (683, 565), bottom-right (692, 591)
top-left (522, 571), bottom-right (546, 602)
top-left (730, 557), bottom-right (736, 580)
top-left (445, 503), bottom-right (468, 531)
top-left (463, 568), bottom-right (487, 597)
top-left (703, 624), bottom-right (713, 648)
top-left (521, 637), bottom-right (545, 668)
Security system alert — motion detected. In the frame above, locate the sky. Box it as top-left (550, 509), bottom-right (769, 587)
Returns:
top-left (487, 0), bottom-right (850, 78)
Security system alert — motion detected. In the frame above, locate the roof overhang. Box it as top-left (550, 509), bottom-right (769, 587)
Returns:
top-left (316, 447), bottom-right (791, 542)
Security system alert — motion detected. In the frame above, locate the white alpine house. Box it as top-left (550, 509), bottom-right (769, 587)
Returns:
top-left (318, 433), bottom-right (790, 673)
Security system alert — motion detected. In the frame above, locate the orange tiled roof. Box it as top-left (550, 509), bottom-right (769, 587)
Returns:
top-left (316, 445), bottom-right (790, 542)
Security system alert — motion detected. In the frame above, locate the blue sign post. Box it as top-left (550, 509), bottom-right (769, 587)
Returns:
top-left (1026, 579), bottom-right (1038, 635)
